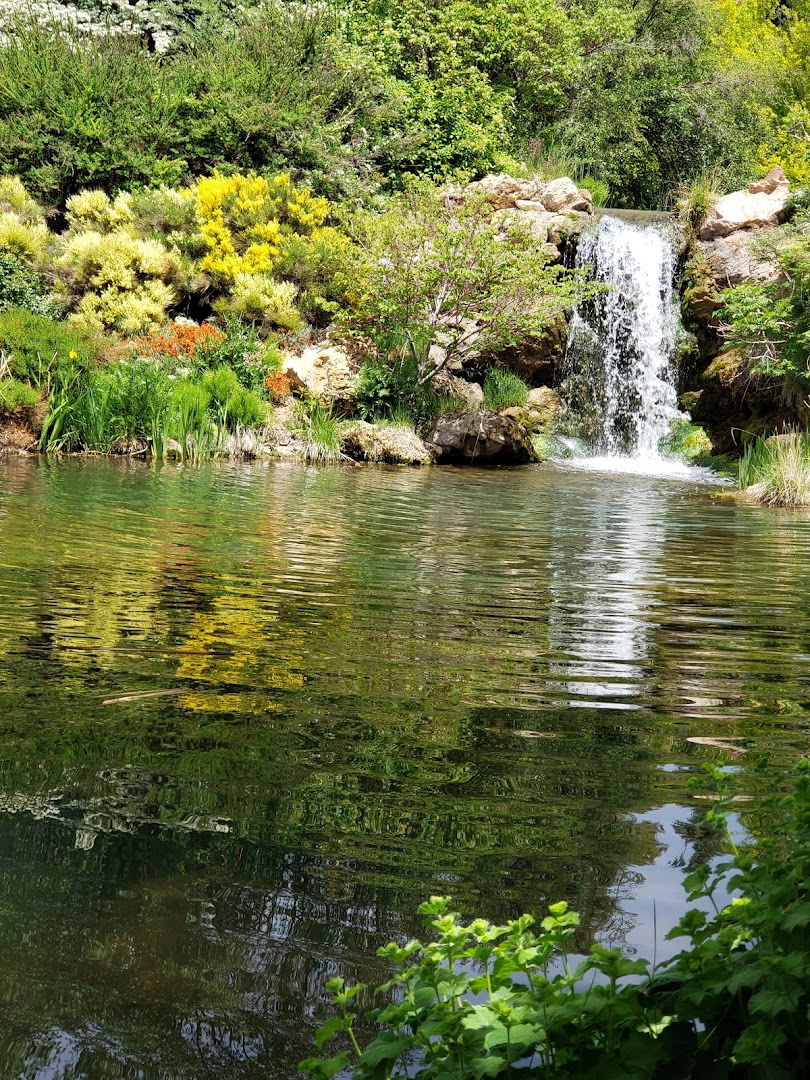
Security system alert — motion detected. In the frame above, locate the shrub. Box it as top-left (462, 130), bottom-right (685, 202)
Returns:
top-left (169, 379), bottom-right (214, 460)
top-left (0, 376), bottom-right (39, 410)
top-left (0, 308), bottom-right (100, 383)
top-left (349, 187), bottom-right (584, 389)
top-left (0, 253), bottom-right (50, 315)
top-left (302, 762), bottom-right (810, 1079)
top-left (215, 273), bottom-right (303, 331)
top-left (56, 228), bottom-right (179, 334)
top-left (200, 318), bottom-right (280, 393)
top-left (482, 367), bottom-right (529, 410)
top-left (129, 321), bottom-right (226, 363)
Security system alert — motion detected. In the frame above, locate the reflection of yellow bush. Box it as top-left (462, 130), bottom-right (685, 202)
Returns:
top-left (176, 590), bottom-right (304, 713)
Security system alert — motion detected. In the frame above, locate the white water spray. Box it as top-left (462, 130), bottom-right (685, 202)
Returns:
top-left (562, 215), bottom-right (685, 471)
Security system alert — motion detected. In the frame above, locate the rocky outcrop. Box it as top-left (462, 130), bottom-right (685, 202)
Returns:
top-left (432, 370), bottom-right (485, 407)
top-left (698, 167), bottom-right (790, 240)
top-left (282, 342), bottom-right (360, 415)
top-left (493, 313), bottom-right (568, 386)
top-left (340, 421), bottom-right (434, 465)
top-left (461, 174), bottom-right (593, 216)
top-left (426, 409), bottom-right (537, 465)
top-left (683, 228), bottom-right (782, 330)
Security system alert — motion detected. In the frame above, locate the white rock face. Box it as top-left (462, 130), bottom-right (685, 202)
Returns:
top-left (698, 167), bottom-right (790, 240)
top-left (540, 177), bottom-right (585, 213)
top-left (282, 341), bottom-right (360, 413)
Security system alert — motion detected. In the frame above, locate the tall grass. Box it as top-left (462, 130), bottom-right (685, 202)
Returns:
top-left (738, 432), bottom-right (810, 506)
top-left (483, 367), bottom-right (529, 411)
top-left (296, 399), bottom-right (342, 463)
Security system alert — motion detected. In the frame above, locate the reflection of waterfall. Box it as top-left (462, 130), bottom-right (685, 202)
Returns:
top-left (546, 487), bottom-right (665, 710)
top-left (563, 216), bottom-right (683, 460)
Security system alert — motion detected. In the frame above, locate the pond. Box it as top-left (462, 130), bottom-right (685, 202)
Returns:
top-left (0, 457), bottom-right (808, 1079)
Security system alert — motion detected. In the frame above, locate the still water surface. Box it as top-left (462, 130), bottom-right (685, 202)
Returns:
top-left (0, 458), bottom-right (808, 1079)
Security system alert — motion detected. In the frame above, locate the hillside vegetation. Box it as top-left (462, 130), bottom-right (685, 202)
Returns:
top-left (0, 0), bottom-right (808, 210)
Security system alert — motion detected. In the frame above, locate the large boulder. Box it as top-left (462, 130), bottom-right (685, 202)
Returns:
top-left (698, 167), bottom-right (790, 240)
top-left (282, 341), bottom-right (360, 415)
top-left (427, 409), bottom-right (537, 465)
top-left (340, 421), bottom-right (434, 465)
top-left (540, 176), bottom-right (591, 213)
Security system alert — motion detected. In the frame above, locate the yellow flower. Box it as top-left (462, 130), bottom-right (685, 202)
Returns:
top-left (68, 350), bottom-right (78, 359)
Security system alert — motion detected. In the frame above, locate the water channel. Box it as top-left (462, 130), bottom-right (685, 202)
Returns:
top-left (0, 456), bottom-right (808, 1078)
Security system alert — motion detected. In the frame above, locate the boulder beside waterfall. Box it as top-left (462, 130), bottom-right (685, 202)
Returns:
top-left (698, 167), bottom-right (790, 240)
top-left (426, 410), bottom-right (537, 465)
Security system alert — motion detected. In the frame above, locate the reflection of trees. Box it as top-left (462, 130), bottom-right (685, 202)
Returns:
top-left (1, 457), bottom-right (806, 1078)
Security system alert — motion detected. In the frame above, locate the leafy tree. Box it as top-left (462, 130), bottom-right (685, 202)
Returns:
top-left (348, 188), bottom-right (583, 387)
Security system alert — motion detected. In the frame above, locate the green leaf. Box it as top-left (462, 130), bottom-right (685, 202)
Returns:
top-left (749, 982), bottom-right (803, 1017)
top-left (315, 1015), bottom-right (350, 1049)
top-left (298, 1051), bottom-right (350, 1079)
top-left (358, 1031), bottom-right (412, 1067)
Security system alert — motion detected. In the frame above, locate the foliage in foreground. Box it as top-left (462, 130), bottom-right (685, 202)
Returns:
top-left (302, 763), bottom-right (810, 1079)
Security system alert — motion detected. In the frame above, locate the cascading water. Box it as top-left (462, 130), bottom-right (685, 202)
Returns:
top-left (561, 215), bottom-right (686, 471)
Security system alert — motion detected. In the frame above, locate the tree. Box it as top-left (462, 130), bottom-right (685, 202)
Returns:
top-left (349, 188), bottom-right (584, 387)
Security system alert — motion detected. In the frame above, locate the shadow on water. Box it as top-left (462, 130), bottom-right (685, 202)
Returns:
top-left (0, 457), bottom-right (808, 1077)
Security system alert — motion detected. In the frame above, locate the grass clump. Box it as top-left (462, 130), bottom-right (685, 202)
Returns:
top-left (482, 367), bottom-right (529, 410)
top-left (738, 431), bottom-right (810, 506)
top-left (296, 399), bottom-right (342, 464)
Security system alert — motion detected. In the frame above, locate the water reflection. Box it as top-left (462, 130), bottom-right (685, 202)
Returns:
top-left (0, 458), bottom-right (808, 1078)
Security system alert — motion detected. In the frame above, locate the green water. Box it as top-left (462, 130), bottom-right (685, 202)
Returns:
top-left (0, 457), bottom-right (808, 1079)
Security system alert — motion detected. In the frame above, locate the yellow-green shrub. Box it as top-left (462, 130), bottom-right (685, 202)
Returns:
top-left (214, 273), bottom-right (302, 330)
top-left (0, 175), bottom-right (51, 265)
top-left (0, 213), bottom-right (50, 264)
top-left (59, 230), bottom-right (178, 334)
top-left (0, 175), bottom-right (45, 225)
top-left (65, 189), bottom-right (135, 233)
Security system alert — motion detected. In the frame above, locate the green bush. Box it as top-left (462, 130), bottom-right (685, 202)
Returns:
top-left (295, 398), bottom-right (342, 464)
top-left (0, 11), bottom-right (400, 208)
top-left (197, 318), bottom-right (281, 394)
top-left (0, 376), bottom-right (39, 410)
top-left (0, 308), bottom-right (100, 384)
top-left (302, 763), bottom-right (810, 1079)
top-left (738, 432), bottom-right (810, 506)
top-left (482, 367), bottom-right (529, 410)
top-left (0, 253), bottom-right (50, 315)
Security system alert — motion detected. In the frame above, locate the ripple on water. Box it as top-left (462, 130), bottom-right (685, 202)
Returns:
top-left (0, 457), bottom-right (808, 1079)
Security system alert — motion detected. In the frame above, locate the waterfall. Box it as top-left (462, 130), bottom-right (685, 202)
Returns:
top-left (562, 215), bottom-right (684, 465)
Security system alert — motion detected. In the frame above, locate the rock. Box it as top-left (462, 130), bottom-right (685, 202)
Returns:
top-left (432, 370), bottom-right (485, 406)
top-left (465, 174), bottom-right (544, 210)
top-left (541, 176), bottom-right (590, 213)
top-left (427, 409), bottom-right (537, 465)
top-left (282, 341), bottom-right (360, 415)
top-left (493, 313), bottom-right (568, 385)
top-left (701, 229), bottom-right (782, 289)
top-left (698, 167), bottom-right (790, 240)
top-left (526, 387), bottom-right (563, 429)
top-left (684, 228), bottom-right (783, 330)
top-left (340, 421), bottom-right (434, 465)
top-left (164, 438), bottom-right (183, 459)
